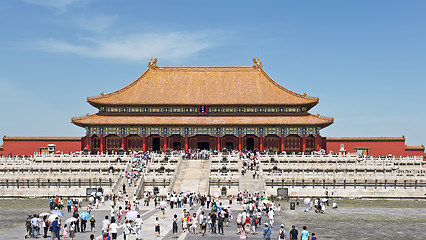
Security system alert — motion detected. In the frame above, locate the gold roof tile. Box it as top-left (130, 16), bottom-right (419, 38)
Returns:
top-left (87, 63), bottom-right (319, 108)
top-left (72, 114), bottom-right (333, 127)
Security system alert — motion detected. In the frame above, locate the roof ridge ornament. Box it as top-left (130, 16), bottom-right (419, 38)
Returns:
top-left (253, 58), bottom-right (262, 69)
top-left (148, 58), bottom-right (158, 69)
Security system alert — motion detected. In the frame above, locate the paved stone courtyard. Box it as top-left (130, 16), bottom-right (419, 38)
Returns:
top-left (1, 198), bottom-right (425, 240)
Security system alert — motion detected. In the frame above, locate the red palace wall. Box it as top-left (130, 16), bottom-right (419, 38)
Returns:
top-left (0, 137), bottom-right (82, 157)
top-left (1, 135), bottom-right (424, 159)
top-left (325, 137), bottom-right (425, 158)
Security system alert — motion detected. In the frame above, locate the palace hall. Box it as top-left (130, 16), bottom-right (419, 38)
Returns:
top-left (71, 59), bottom-right (334, 153)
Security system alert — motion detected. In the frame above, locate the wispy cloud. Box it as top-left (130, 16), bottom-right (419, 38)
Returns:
top-left (29, 31), bottom-right (216, 61)
top-left (74, 15), bottom-right (117, 33)
top-left (23, 0), bottom-right (82, 14)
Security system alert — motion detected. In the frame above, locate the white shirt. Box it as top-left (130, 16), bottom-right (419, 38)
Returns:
top-left (109, 223), bottom-right (118, 233)
top-left (135, 218), bottom-right (143, 228)
top-left (268, 210), bottom-right (274, 219)
top-left (123, 223), bottom-right (132, 234)
top-left (102, 219), bottom-right (109, 230)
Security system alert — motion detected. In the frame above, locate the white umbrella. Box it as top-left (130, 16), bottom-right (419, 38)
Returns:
top-left (126, 210), bottom-right (139, 221)
top-left (213, 192), bottom-right (220, 198)
top-left (66, 217), bottom-right (78, 224)
top-left (48, 214), bottom-right (59, 222)
top-left (39, 212), bottom-right (50, 217)
top-left (303, 198), bottom-right (311, 205)
top-left (160, 201), bottom-right (167, 208)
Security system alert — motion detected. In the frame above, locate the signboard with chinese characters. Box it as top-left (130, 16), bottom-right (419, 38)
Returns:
top-left (199, 105), bottom-right (208, 115)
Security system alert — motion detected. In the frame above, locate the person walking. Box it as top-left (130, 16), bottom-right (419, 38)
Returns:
top-left (300, 226), bottom-right (309, 240)
top-left (135, 214), bottom-right (143, 240)
top-left (200, 217), bottom-right (207, 236)
top-left (251, 213), bottom-right (257, 234)
top-left (104, 219), bottom-right (118, 239)
top-left (67, 198), bottom-right (72, 212)
top-left (275, 224), bottom-right (286, 240)
top-left (25, 215), bottom-right (32, 239)
top-left (191, 213), bottom-right (198, 235)
top-left (217, 213), bottom-right (224, 235)
top-left (239, 228), bottom-right (248, 239)
top-left (154, 217), bottom-right (160, 237)
top-left (263, 223), bottom-right (272, 240)
top-left (123, 220), bottom-right (133, 240)
top-left (90, 215), bottom-right (96, 232)
top-left (289, 225), bottom-right (298, 240)
top-left (172, 214), bottom-right (178, 238)
top-left (117, 206), bottom-right (123, 223)
top-left (268, 208), bottom-right (275, 227)
top-left (62, 224), bottom-right (68, 240)
top-left (102, 216), bottom-right (110, 235)
top-left (68, 221), bottom-right (76, 240)
top-left (81, 218), bottom-right (87, 233)
top-left (42, 215), bottom-right (49, 238)
top-left (210, 211), bottom-right (217, 234)
top-left (31, 214), bottom-right (40, 238)
top-left (51, 217), bottom-right (61, 240)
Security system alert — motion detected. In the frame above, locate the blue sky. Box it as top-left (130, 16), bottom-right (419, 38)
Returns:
top-left (0, 0), bottom-right (425, 146)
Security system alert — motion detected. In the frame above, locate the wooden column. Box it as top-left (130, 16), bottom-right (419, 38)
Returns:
top-left (185, 134), bottom-right (189, 153)
top-left (301, 134), bottom-right (306, 153)
top-left (280, 134), bottom-right (285, 153)
top-left (85, 134), bottom-right (90, 150)
top-left (121, 135), bottom-right (127, 151)
top-left (142, 134), bottom-right (147, 152)
top-left (163, 134), bottom-right (167, 152)
top-left (238, 134), bottom-right (242, 152)
top-left (100, 134), bottom-right (104, 153)
top-left (217, 135), bottom-right (221, 151)
top-left (316, 134), bottom-right (321, 151)
top-left (259, 134), bottom-right (264, 152)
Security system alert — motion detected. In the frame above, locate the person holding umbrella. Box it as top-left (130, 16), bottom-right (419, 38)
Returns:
top-left (68, 219), bottom-right (76, 240)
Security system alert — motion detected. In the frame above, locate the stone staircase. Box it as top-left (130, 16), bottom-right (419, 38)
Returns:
top-left (170, 158), bottom-right (189, 193)
top-left (171, 159), bottom-right (211, 194)
top-left (198, 159), bottom-right (212, 195)
top-left (238, 160), bottom-right (266, 193)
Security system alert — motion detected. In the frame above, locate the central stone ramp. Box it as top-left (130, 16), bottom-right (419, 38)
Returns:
top-left (172, 159), bottom-right (210, 195)
top-left (238, 160), bottom-right (266, 193)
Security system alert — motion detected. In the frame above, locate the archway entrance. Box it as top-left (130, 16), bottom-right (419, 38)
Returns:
top-left (225, 142), bottom-right (233, 150)
top-left (152, 137), bottom-right (160, 151)
top-left (247, 138), bottom-right (254, 151)
top-left (197, 142), bottom-right (209, 150)
top-left (243, 135), bottom-right (259, 151)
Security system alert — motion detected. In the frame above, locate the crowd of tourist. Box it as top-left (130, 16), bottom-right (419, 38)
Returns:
top-left (25, 195), bottom-right (99, 239)
top-left (25, 190), bottom-right (324, 240)
top-left (24, 150), bottom-right (326, 240)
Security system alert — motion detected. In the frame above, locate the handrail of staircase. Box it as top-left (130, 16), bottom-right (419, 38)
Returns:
top-left (167, 154), bottom-right (183, 193)
top-left (132, 157), bottom-right (150, 199)
top-left (111, 157), bottom-right (132, 194)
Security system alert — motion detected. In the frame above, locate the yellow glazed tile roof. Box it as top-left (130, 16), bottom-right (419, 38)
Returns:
top-left (72, 114), bottom-right (334, 127)
top-left (87, 63), bottom-right (319, 107)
